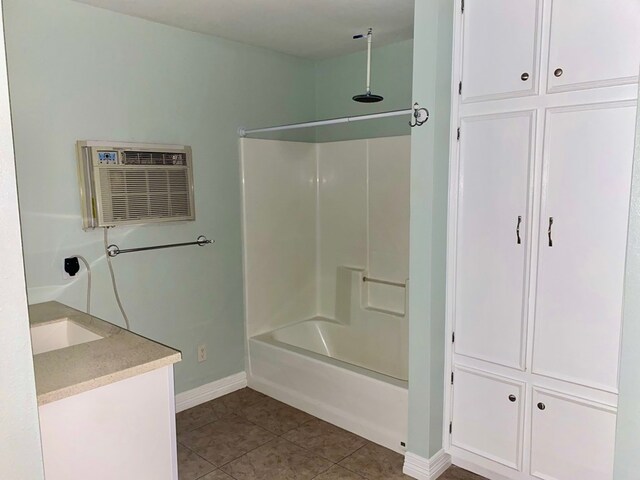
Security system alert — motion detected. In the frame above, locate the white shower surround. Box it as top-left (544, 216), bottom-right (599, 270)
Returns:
top-left (240, 136), bottom-right (410, 452)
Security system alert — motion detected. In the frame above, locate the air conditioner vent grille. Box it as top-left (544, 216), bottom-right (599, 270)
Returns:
top-left (99, 168), bottom-right (192, 223)
top-left (122, 151), bottom-right (187, 166)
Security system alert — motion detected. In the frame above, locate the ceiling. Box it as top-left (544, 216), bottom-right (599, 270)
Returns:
top-left (72, 0), bottom-right (414, 59)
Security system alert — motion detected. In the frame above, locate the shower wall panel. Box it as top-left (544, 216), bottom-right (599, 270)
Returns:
top-left (366, 136), bottom-right (411, 313)
top-left (318, 136), bottom-right (411, 317)
top-left (240, 139), bottom-right (317, 336)
top-left (317, 140), bottom-right (369, 318)
top-left (241, 135), bottom-right (411, 334)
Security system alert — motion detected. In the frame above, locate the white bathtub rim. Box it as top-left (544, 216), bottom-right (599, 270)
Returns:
top-left (251, 333), bottom-right (408, 388)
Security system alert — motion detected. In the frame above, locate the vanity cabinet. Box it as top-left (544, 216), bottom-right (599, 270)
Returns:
top-left (39, 367), bottom-right (178, 480)
top-left (446, 1), bottom-right (639, 479)
top-left (30, 302), bottom-right (181, 480)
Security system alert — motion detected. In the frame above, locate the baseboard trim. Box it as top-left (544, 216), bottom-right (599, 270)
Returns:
top-left (175, 372), bottom-right (247, 412)
top-left (403, 450), bottom-right (451, 480)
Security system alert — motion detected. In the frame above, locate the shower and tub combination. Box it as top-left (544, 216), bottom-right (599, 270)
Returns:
top-left (239, 132), bottom-right (412, 452)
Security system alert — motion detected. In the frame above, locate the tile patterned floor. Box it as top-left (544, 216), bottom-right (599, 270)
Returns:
top-left (177, 388), bottom-right (486, 480)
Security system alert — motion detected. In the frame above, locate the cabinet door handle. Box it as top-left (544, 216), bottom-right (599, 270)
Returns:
top-left (516, 216), bottom-right (522, 245)
top-left (537, 402), bottom-right (546, 411)
top-left (547, 217), bottom-right (554, 247)
top-left (508, 394), bottom-right (517, 402)
top-left (554, 68), bottom-right (563, 77)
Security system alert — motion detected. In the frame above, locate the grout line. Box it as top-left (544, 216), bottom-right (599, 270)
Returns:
top-left (179, 389), bottom-right (381, 480)
top-left (335, 443), bottom-right (372, 478)
top-left (217, 437), bottom-right (279, 470)
top-left (308, 461), bottom-right (337, 480)
top-left (179, 444), bottom-right (217, 480)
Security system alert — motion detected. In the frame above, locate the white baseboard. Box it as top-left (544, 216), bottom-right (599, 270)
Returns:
top-left (175, 372), bottom-right (247, 412)
top-left (403, 450), bottom-right (451, 480)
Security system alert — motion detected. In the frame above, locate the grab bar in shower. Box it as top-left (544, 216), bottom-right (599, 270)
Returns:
top-left (362, 276), bottom-right (406, 288)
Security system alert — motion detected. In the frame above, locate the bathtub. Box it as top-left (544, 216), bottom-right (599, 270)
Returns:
top-left (267, 316), bottom-right (407, 381)
top-left (247, 269), bottom-right (408, 453)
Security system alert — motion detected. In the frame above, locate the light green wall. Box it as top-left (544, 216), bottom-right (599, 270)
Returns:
top-left (614, 85), bottom-right (640, 479)
top-left (0, 2), bottom-right (44, 476)
top-left (4, 0), bottom-right (315, 394)
top-left (407, 0), bottom-right (453, 459)
top-left (313, 40), bottom-right (413, 143)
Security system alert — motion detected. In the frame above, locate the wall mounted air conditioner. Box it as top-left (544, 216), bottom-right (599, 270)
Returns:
top-left (77, 140), bottom-right (195, 230)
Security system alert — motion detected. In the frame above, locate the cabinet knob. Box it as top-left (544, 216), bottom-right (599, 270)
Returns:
top-left (521, 72), bottom-right (530, 81)
top-left (537, 402), bottom-right (546, 410)
top-left (508, 394), bottom-right (517, 402)
top-left (554, 68), bottom-right (563, 77)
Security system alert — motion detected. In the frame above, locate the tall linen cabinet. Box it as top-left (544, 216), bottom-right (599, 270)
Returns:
top-left (444, 1), bottom-right (640, 479)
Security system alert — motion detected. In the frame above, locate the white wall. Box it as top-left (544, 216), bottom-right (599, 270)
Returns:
top-left (241, 139), bottom-right (317, 337)
top-left (242, 135), bottom-right (410, 335)
top-left (0, 2), bottom-right (45, 477)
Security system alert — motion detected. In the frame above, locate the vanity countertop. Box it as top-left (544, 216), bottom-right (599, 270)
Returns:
top-left (30, 301), bottom-right (181, 405)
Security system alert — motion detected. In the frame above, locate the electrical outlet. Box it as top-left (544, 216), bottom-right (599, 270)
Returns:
top-left (197, 344), bottom-right (207, 363)
top-left (62, 257), bottom-right (80, 280)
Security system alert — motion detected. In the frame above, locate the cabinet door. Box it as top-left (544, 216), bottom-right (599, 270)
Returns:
top-left (461, 0), bottom-right (540, 102)
top-left (451, 367), bottom-right (524, 469)
top-left (530, 389), bottom-right (616, 480)
top-left (454, 112), bottom-right (534, 369)
top-left (547, 0), bottom-right (640, 92)
top-left (533, 102), bottom-right (637, 391)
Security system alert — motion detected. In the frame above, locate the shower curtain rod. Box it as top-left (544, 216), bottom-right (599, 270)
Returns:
top-left (237, 108), bottom-right (413, 137)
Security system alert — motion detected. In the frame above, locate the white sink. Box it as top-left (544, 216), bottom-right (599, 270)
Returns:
top-left (31, 319), bottom-right (104, 355)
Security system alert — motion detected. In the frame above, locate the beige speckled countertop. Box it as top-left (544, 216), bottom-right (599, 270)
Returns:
top-left (30, 301), bottom-right (181, 405)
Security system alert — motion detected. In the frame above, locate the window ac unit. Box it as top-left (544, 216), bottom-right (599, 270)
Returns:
top-left (77, 140), bottom-right (195, 230)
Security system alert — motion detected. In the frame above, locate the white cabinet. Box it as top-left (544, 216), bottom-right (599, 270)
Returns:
top-left (39, 366), bottom-right (178, 480)
top-left (460, 0), bottom-right (640, 99)
top-left (454, 112), bottom-right (534, 369)
top-left (530, 389), bottom-right (616, 480)
top-left (461, 0), bottom-right (540, 102)
top-left (447, 0), bottom-right (638, 479)
top-left (547, 0), bottom-right (640, 92)
top-left (533, 102), bottom-right (637, 391)
top-left (452, 367), bottom-right (524, 469)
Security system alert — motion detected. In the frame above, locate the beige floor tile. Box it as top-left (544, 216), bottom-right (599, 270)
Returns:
top-left (177, 444), bottom-right (216, 480)
top-left (198, 469), bottom-right (235, 480)
top-left (240, 396), bottom-right (315, 435)
top-left (437, 465), bottom-right (487, 480)
top-left (338, 442), bottom-right (410, 480)
top-left (313, 464), bottom-right (366, 479)
top-left (283, 418), bottom-right (367, 462)
top-left (178, 414), bottom-right (276, 466)
top-left (209, 388), bottom-right (267, 417)
top-left (176, 402), bottom-right (223, 435)
top-left (220, 438), bottom-right (332, 480)
top-left (176, 388), bottom-right (267, 436)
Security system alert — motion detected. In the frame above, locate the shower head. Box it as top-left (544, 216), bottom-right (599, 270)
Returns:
top-left (352, 92), bottom-right (384, 103)
top-left (353, 28), bottom-right (384, 103)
